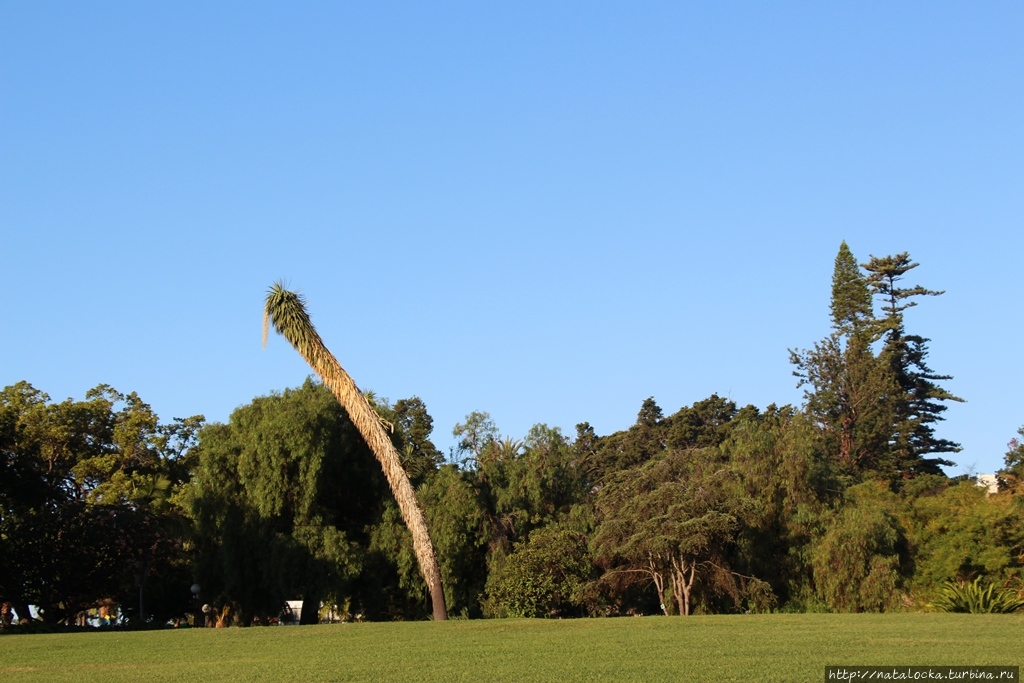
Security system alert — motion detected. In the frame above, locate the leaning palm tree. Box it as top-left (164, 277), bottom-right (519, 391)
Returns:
top-left (263, 283), bottom-right (447, 620)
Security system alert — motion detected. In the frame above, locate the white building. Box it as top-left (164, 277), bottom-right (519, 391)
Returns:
top-left (976, 474), bottom-right (1000, 495)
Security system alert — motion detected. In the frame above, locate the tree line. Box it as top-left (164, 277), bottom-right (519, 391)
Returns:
top-left (3, 243), bottom-right (1023, 627)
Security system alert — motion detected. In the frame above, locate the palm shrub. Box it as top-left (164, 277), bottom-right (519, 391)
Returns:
top-left (931, 578), bottom-right (1024, 613)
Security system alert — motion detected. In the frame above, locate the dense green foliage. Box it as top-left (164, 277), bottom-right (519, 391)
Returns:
top-left (0, 383), bottom-right (200, 626)
top-left (183, 380), bottom-right (369, 624)
top-left (3, 244), bottom-right (1022, 628)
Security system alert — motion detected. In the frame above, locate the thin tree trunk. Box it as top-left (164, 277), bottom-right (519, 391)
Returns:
top-left (300, 593), bottom-right (320, 625)
top-left (671, 556), bottom-right (696, 616)
top-left (684, 563), bottom-right (696, 616)
top-left (648, 554), bottom-right (668, 615)
top-left (672, 569), bottom-right (685, 616)
top-left (670, 557), bottom-right (685, 616)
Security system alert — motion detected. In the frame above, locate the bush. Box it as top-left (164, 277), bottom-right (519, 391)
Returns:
top-left (484, 524), bottom-right (593, 618)
top-left (931, 578), bottom-right (1024, 614)
top-left (811, 484), bottom-right (908, 612)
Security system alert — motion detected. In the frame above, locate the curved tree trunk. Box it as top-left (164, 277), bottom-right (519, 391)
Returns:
top-left (308, 344), bottom-right (448, 620)
top-left (264, 285), bottom-right (447, 620)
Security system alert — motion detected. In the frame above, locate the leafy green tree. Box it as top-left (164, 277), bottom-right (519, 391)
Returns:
top-left (997, 427), bottom-right (1024, 492)
top-left (906, 480), bottom-right (1024, 598)
top-left (590, 398), bottom-right (669, 478)
top-left (491, 425), bottom-right (584, 530)
top-left (666, 394), bottom-right (744, 451)
top-left (66, 387), bottom-right (203, 516)
top-left (793, 244), bottom-right (961, 480)
top-left (810, 482), bottom-right (909, 612)
top-left (392, 397), bottom-right (444, 485)
top-left (367, 465), bottom-right (490, 619)
top-left (186, 380), bottom-right (367, 624)
top-left (418, 466), bottom-right (489, 617)
top-left (724, 406), bottom-right (834, 608)
top-left (830, 241), bottom-right (875, 333)
top-left (471, 423), bottom-right (589, 580)
top-left (484, 520), bottom-right (594, 618)
top-left (572, 422), bottom-right (600, 482)
top-left (0, 382), bottom-right (49, 515)
top-left (592, 447), bottom-right (750, 615)
top-left (263, 283), bottom-right (447, 620)
top-left (452, 411), bottom-right (499, 465)
top-left (0, 382), bottom-right (199, 624)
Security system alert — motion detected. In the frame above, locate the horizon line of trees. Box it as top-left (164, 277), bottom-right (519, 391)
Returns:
top-left (3, 243), bottom-right (1023, 627)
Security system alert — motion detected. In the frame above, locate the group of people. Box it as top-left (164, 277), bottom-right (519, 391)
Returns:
top-left (0, 602), bottom-right (21, 627)
top-left (199, 603), bottom-right (232, 627)
top-left (1, 599), bottom-right (294, 629)
top-left (1, 601), bottom-right (118, 628)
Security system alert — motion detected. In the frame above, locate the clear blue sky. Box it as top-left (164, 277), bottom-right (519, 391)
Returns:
top-left (3, 2), bottom-right (1021, 474)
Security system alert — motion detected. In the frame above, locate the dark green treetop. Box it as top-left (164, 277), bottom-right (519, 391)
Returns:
top-left (863, 252), bottom-right (943, 331)
top-left (831, 241), bottom-right (874, 333)
top-left (792, 243), bottom-right (895, 474)
top-left (793, 244), bottom-right (962, 479)
top-left (863, 252), bottom-right (963, 475)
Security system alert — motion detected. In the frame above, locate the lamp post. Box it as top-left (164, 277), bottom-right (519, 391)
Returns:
top-left (190, 584), bottom-right (201, 627)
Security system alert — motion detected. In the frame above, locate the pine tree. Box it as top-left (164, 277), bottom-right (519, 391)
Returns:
top-left (863, 253), bottom-right (963, 476)
top-left (791, 243), bottom-right (894, 473)
top-left (830, 241), bottom-right (874, 333)
top-left (794, 246), bottom-right (962, 480)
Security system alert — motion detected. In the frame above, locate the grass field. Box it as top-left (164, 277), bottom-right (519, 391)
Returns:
top-left (1, 614), bottom-right (1020, 682)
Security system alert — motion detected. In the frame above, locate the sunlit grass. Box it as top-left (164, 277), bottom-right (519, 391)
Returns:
top-left (1, 614), bottom-right (1020, 682)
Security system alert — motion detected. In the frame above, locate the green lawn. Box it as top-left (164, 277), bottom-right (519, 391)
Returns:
top-left (1, 614), bottom-right (1020, 682)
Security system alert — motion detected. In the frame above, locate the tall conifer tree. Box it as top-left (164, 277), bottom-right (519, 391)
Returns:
top-left (863, 253), bottom-right (962, 476)
top-left (794, 245), bottom-right (962, 480)
top-left (792, 243), bottom-right (894, 473)
top-left (830, 241), bottom-right (873, 333)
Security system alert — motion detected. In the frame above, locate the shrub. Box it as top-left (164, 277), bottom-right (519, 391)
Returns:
top-left (484, 524), bottom-right (593, 618)
top-left (931, 578), bottom-right (1024, 614)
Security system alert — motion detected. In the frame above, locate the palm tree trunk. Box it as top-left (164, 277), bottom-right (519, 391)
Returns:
top-left (310, 348), bottom-right (447, 620)
top-left (264, 285), bottom-right (448, 620)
